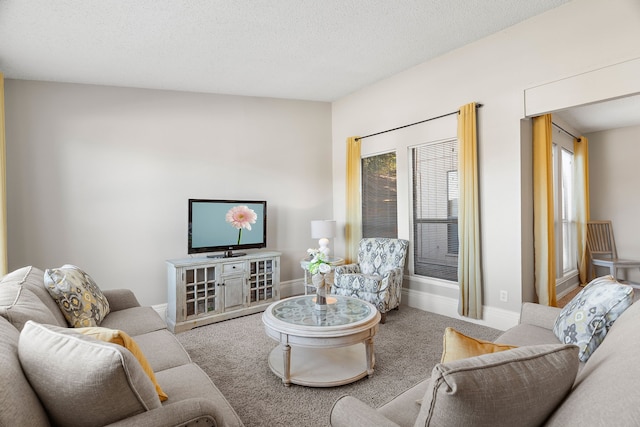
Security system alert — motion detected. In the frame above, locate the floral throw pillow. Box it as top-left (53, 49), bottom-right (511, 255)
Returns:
top-left (553, 275), bottom-right (634, 362)
top-left (44, 265), bottom-right (110, 327)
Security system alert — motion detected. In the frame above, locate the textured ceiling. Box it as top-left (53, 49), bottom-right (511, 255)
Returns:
top-left (0, 0), bottom-right (570, 101)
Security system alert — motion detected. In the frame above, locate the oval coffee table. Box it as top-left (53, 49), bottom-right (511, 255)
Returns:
top-left (262, 295), bottom-right (380, 387)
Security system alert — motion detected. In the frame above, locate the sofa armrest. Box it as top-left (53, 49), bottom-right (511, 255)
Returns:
top-left (105, 399), bottom-right (232, 427)
top-left (519, 302), bottom-right (562, 330)
top-left (330, 395), bottom-right (400, 427)
top-left (102, 289), bottom-right (141, 312)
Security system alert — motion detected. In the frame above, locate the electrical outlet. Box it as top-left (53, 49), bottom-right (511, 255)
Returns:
top-left (499, 290), bottom-right (508, 302)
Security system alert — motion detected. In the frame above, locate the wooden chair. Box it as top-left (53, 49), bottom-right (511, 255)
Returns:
top-left (586, 220), bottom-right (640, 287)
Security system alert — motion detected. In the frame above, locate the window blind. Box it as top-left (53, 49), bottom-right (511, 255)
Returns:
top-left (412, 140), bottom-right (458, 281)
top-left (362, 152), bottom-right (397, 238)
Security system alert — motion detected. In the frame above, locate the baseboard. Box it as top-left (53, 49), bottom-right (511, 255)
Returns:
top-left (279, 278), bottom-right (305, 298)
top-left (402, 288), bottom-right (520, 331)
top-left (273, 279), bottom-right (521, 331)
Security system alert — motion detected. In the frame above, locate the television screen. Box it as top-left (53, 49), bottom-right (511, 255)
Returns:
top-left (188, 199), bottom-right (267, 257)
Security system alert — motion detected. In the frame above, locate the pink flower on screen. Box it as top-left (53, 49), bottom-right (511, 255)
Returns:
top-left (225, 205), bottom-right (257, 230)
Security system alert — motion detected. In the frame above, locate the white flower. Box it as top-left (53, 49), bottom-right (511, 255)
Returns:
top-left (318, 263), bottom-right (331, 274)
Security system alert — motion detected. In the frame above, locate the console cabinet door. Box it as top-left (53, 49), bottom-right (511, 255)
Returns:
top-left (183, 266), bottom-right (220, 320)
top-left (248, 258), bottom-right (279, 306)
top-left (223, 275), bottom-right (245, 310)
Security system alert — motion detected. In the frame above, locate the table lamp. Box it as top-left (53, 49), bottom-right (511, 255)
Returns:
top-left (311, 220), bottom-right (336, 256)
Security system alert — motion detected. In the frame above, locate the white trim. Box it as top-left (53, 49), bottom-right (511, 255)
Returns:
top-left (401, 288), bottom-right (520, 331)
top-left (280, 278), bottom-right (305, 298)
top-left (152, 303), bottom-right (168, 322)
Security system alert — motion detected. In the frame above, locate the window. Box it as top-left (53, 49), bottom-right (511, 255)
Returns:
top-left (552, 140), bottom-right (577, 278)
top-left (411, 140), bottom-right (458, 281)
top-left (362, 152), bottom-right (397, 238)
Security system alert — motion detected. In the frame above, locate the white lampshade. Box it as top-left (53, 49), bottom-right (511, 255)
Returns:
top-left (311, 220), bottom-right (336, 256)
top-left (311, 220), bottom-right (336, 239)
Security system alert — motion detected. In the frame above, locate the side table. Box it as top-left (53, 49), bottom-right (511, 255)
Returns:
top-left (300, 257), bottom-right (344, 295)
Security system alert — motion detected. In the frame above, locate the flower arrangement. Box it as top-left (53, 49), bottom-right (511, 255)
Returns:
top-left (306, 248), bottom-right (332, 276)
top-left (225, 205), bottom-right (257, 244)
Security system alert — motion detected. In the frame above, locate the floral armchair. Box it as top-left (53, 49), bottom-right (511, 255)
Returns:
top-left (331, 238), bottom-right (409, 323)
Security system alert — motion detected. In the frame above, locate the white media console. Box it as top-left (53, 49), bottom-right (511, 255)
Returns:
top-left (166, 251), bottom-right (281, 332)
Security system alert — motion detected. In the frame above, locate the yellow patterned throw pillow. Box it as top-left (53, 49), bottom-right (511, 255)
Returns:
top-left (441, 327), bottom-right (518, 363)
top-left (77, 326), bottom-right (168, 402)
top-left (44, 265), bottom-right (110, 327)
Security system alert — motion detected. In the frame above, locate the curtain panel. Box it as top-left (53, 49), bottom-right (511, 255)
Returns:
top-left (574, 136), bottom-right (590, 285)
top-left (345, 136), bottom-right (362, 264)
top-left (457, 102), bottom-right (482, 319)
top-left (532, 114), bottom-right (557, 306)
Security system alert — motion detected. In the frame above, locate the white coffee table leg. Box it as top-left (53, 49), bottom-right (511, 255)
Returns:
top-left (365, 337), bottom-right (375, 377)
top-left (281, 343), bottom-right (292, 386)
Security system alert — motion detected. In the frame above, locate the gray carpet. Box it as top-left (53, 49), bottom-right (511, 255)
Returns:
top-left (176, 304), bottom-right (501, 427)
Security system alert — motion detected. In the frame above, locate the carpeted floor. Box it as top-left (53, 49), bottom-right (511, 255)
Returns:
top-left (176, 305), bottom-right (500, 427)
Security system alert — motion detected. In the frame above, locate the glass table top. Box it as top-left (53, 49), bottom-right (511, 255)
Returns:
top-left (270, 295), bottom-right (372, 327)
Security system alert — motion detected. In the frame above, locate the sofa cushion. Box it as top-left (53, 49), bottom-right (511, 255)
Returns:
top-left (0, 283), bottom-right (61, 330)
top-left (155, 363), bottom-right (244, 427)
top-left (546, 300), bottom-right (640, 426)
top-left (76, 326), bottom-right (168, 401)
top-left (441, 327), bottom-right (517, 363)
top-left (0, 266), bottom-right (69, 330)
top-left (100, 306), bottom-right (167, 336)
top-left (553, 275), bottom-right (634, 362)
top-left (44, 264), bottom-right (110, 327)
top-left (19, 321), bottom-right (161, 427)
top-left (0, 317), bottom-right (50, 427)
top-left (414, 344), bottom-right (579, 427)
top-left (131, 329), bottom-right (192, 372)
top-left (378, 378), bottom-right (431, 426)
top-left (494, 323), bottom-right (561, 347)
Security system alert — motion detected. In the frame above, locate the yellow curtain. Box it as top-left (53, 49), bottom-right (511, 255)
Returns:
top-left (574, 136), bottom-right (590, 285)
top-left (345, 136), bottom-right (362, 264)
top-left (533, 114), bottom-right (556, 306)
top-left (457, 103), bottom-right (482, 319)
top-left (0, 74), bottom-right (7, 275)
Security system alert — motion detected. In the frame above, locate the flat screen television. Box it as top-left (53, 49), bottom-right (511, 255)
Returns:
top-left (188, 199), bottom-right (267, 258)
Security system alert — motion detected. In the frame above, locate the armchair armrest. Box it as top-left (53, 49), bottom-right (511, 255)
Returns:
top-left (330, 395), bottom-right (400, 427)
top-left (379, 267), bottom-right (403, 289)
top-left (105, 399), bottom-right (231, 427)
top-left (519, 302), bottom-right (561, 330)
top-left (102, 289), bottom-right (141, 312)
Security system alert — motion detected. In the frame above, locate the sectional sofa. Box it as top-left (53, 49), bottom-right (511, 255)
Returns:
top-left (0, 266), bottom-right (244, 427)
top-left (331, 285), bottom-right (640, 426)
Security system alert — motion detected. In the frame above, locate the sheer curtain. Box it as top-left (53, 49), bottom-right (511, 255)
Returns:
top-left (345, 136), bottom-right (362, 264)
top-left (533, 114), bottom-right (556, 306)
top-left (574, 136), bottom-right (590, 285)
top-left (457, 102), bottom-right (482, 319)
top-left (0, 73), bottom-right (7, 275)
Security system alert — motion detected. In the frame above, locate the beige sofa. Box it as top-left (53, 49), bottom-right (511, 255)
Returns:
top-left (0, 266), bottom-right (244, 427)
top-left (330, 299), bottom-right (640, 426)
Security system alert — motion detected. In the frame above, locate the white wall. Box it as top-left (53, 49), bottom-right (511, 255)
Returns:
top-left (5, 80), bottom-right (332, 305)
top-left (588, 124), bottom-right (640, 283)
top-left (331, 0), bottom-right (640, 329)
